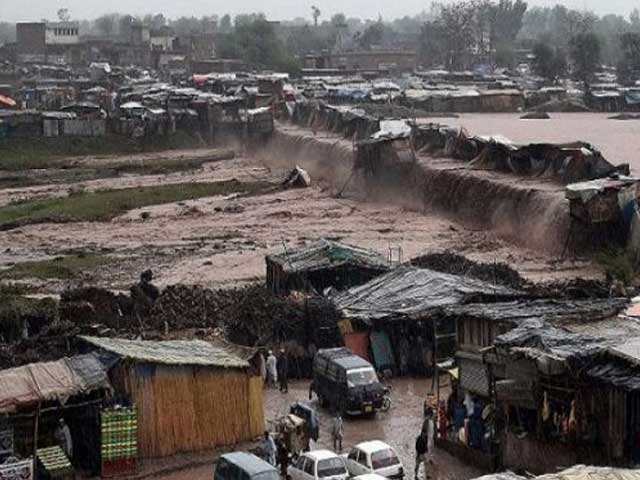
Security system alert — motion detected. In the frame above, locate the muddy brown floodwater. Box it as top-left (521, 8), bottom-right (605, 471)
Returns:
top-left (436, 113), bottom-right (640, 171)
top-left (158, 378), bottom-right (482, 480)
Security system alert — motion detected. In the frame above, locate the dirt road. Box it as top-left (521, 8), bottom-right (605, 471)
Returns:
top-left (158, 378), bottom-right (482, 480)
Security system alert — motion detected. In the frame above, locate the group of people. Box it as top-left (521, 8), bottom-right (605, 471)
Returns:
top-left (260, 349), bottom-right (290, 393)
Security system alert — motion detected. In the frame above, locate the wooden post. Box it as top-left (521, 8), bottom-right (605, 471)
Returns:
top-left (32, 402), bottom-right (41, 480)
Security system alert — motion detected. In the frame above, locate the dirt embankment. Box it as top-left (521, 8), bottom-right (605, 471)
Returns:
top-left (262, 123), bottom-right (570, 255)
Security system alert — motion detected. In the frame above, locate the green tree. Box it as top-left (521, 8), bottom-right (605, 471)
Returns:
top-left (532, 41), bottom-right (567, 81)
top-left (569, 31), bottom-right (601, 82)
top-left (311, 6), bottom-right (321, 27)
top-left (358, 19), bottom-right (386, 50)
top-left (419, 20), bottom-right (447, 67)
top-left (618, 32), bottom-right (640, 85)
top-left (220, 14), bottom-right (232, 33)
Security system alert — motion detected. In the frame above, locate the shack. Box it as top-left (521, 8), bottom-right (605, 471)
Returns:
top-left (489, 301), bottom-right (640, 473)
top-left (434, 298), bottom-right (628, 470)
top-left (332, 267), bottom-right (524, 375)
top-left (266, 239), bottom-right (389, 295)
top-left (80, 336), bottom-right (264, 458)
top-left (0, 354), bottom-right (112, 476)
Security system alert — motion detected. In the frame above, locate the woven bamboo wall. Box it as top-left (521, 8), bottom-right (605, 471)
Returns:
top-left (121, 364), bottom-right (264, 458)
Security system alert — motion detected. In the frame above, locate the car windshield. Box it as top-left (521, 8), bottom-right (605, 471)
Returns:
top-left (317, 458), bottom-right (347, 478)
top-left (371, 449), bottom-right (400, 470)
top-left (347, 368), bottom-right (378, 387)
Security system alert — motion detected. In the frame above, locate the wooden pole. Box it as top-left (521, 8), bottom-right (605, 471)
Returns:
top-left (32, 402), bottom-right (41, 480)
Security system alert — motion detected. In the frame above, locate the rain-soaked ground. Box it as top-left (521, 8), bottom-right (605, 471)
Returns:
top-left (157, 378), bottom-right (483, 480)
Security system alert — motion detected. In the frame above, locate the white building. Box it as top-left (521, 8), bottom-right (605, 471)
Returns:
top-left (45, 21), bottom-right (80, 45)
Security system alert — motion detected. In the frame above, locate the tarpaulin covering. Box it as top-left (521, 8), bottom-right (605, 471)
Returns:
top-left (443, 298), bottom-right (628, 324)
top-left (81, 336), bottom-right (250, 368)
top-left (333, 267), bottom-right (523, 323)
top-left (267, 239), bottom-right (389, 274)
top-left (472, 465), bottom-right (640, 480)
top-left (0, 354), bottom-right (111, 413)
top-left (343, 333), bottom-right (370, 361)
top-left (536, 465), bottom-right (640, 480)
top-left (369, 331), bottom-right (395, 371)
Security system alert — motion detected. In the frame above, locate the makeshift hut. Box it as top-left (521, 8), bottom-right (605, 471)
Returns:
top-left (80, 336), bottom-right (264, 458)
top-left (432, 298), bottom-right (627, 470)
top-left (332, 266), bottom-right (524, 375)
top-left (0, 354), bottom-right (112, 477)
top-left (472, 465), bottom-right (640, 480)
top-left (488, 301), bottom-right (640, 473)
top-left (266, 239), bottom-right (389, 295)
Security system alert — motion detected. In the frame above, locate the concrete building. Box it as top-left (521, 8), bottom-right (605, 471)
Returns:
top-left (45, 22), bottom-right (80, 45)
top-left (304, 50), bottom-right (417, 73)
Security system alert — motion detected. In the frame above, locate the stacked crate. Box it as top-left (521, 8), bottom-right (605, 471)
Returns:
top-left (100, 407), bottom-right (138, 477)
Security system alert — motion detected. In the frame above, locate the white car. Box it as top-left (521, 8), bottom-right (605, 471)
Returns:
top-left (288, 450), bottom-right (349, 480)
top-left (345, 441), bottom-right (404, 480)
top-left (353, 474), bottom-right (391, 480)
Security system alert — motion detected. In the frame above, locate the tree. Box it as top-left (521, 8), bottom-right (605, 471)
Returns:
top-left (569, 32), bottom-right (601, 82)
top-left (311, 6), bottom-right (321, 27)
top-left (419, 20), bottom-right (448, 67)
top-left (57, 8), bottom-right (70, 22)
top-left (532, 41), bottom-right (567, 81)
top-left (437, 0), bottom-right (479, 70)
top-left (220, 14), bottom-right (232, 33)
top-left (94, 14), bottom-right (119, 37)
top-left (618, 32), bottom-right (640, 85)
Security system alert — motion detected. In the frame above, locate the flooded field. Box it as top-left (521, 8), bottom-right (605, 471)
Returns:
top-left (159, 378), bottom-right (482, 480)
top-left (439, 113), bottom-right (640, 171)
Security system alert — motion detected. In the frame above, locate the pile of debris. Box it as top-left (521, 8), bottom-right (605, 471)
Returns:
top-left (410, 251), bottom-right (527, 289)
top-left (148, 284), bottom-right (225, 331)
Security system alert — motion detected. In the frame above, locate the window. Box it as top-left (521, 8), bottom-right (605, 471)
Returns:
top-left (215, 460), bottom-right (231, 480)
top-left (317, 458), bottom-right (346, 478)
top-left (303, 458), bottom-right (315, 476)
top-left (347, 368), bottom-right (378, 387)
top-left (347, 449), bottom-right (359, 461)
top-left (356, 450), bottom-right (368, 467)
top-left (371, 449), bottom-right (400, 470)
top-left (296, 457), bottom-right (307, 471)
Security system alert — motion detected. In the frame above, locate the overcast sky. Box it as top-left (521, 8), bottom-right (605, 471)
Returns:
top-left (1, 0), bottom-right (637, 23)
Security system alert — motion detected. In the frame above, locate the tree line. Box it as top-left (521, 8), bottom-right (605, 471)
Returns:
top-left (2, 3), bottom-right (640, 83)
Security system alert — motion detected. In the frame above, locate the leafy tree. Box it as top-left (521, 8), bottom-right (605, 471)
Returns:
top-left (93, 14), bottom-right (119, 37)
top-left (618, 32), bottom-right (640, 85)
top-left (419, 20), bottom-right (448, 67)
top-left (311, 6), bottom-right (321, 27)
top-left (569, 32), bottom-right (601, 82)
top-left (220, 14), bottom-right (232, 33)
top-left (532, 41), bottom-right (567, 81)
top-left (57, 8), bottom-right (71, 22)
top-left (358, 20), bottom-right (386, 50)
top-left (437, 0), bottom-right (479, 70)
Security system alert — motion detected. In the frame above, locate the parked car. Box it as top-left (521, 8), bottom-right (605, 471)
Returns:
top-left (214, 452), bottom-right (279, 480)
top-left (353, 474), bottom-right (391, 480)
top-left (288, 449), bottom-right (349, 480)
top-left (310, 348), bottom-right (385, 415)
top-left (345, 441), bottom-right (404, 480)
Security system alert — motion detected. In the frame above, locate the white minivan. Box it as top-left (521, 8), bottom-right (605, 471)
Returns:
top-left (345, 441), bottom-right (404, 480)
top-left (288, 450), bottom-right (349, 480)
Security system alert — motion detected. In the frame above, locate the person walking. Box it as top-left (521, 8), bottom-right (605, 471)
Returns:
top-left (422, 408), bottom-right (435, 465)
top-left (55, 418), bottom-right (73, 460)
top-left (331, 413), bottom-right (344, 452)
top-left (277, 349), bottom-right (289, 393)
top-left (414, 430), bottom-right (428, 480)
top-left (277, 437), bottom-right (290, 477)
top-left (266, 350), bottom-right (278, 387)
top-left (262, 431), bottom-right (276, 466)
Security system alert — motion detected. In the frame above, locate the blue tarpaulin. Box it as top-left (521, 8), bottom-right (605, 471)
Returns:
top-left (369, 331), bottom-right (395, 371)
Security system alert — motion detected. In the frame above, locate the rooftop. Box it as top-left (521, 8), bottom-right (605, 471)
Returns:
top-left (221, 452), bottom-right (277, 475)
top-left (80, 336), bottom-right (251, 369)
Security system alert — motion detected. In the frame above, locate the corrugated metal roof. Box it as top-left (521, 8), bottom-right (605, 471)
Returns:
top-left (334, 267), bottom-right (523, 322)
top-left (267, 239), bottom-right (389, 274)
top-left (80, 336), bottom-right (250, 368)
